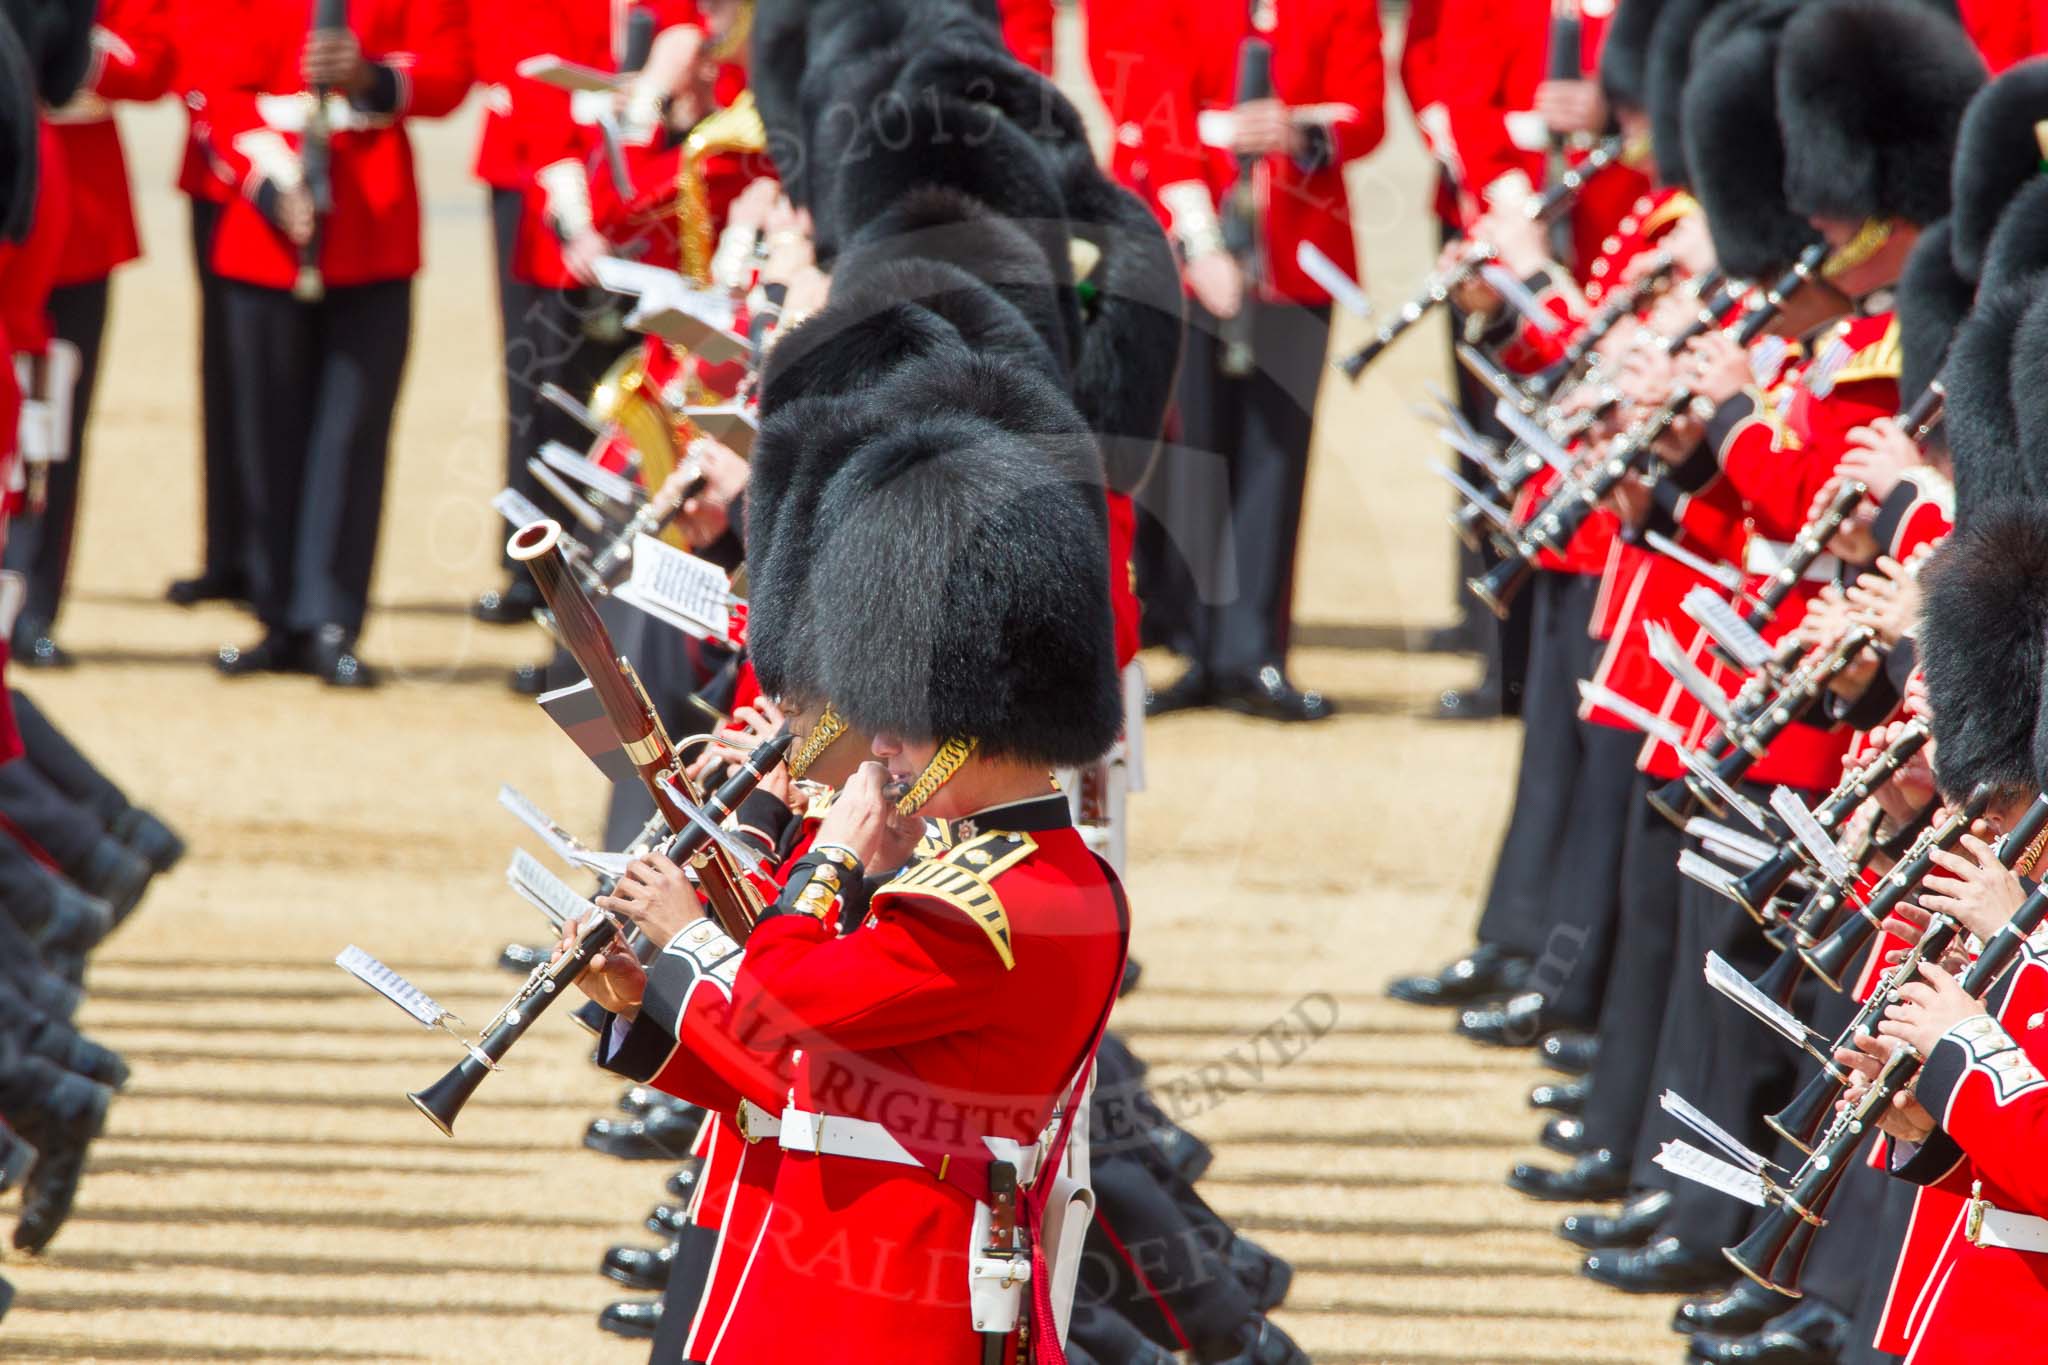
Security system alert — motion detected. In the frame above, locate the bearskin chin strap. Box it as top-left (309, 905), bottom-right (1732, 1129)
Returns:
top-left (1823, 218), bottom-right (1893, 280)
top-left (788, 704), bottom-right (849, 780)
top-left (895, 736), bottom-right (980, 816)
top-left (708, 0), bottom-right (754, 62)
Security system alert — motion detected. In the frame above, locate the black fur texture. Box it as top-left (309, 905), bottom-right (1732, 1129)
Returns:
top-left (1896, 218), bottom-right (1975, 402)
top-left (1975, 177), bottom-right (2048, 300)
top-left (800, 358), bottom-right (1121, 764)
top-left (0, 8), bottom-right (36, 244)
top-left (1600, 0), bottom-right (1668, 111)
top-left (1948, 58), bottom-right (2048, 281)
top-left (1776, 0), bottom-right (1985, 227)
top-left (1680, 18), bottom-right (1817, 279)
top-left (1942, 283), bottom-right (2042, 525)
top-left (1644, 0), bottom-right (1727, 186)
top-left (1918, 499), bottom-right (2048, 797)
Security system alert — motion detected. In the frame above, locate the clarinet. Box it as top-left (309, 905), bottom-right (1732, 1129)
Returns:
top-left (1217, 36), bottom-right (1272, 379)
top-left (1464, 254), bottom-right (1795, 620)
top-left (1337, 135), bottom-right (1627, 381)
top-left (1742, 384), bottom-right (1947, 630)
top-left (294, 0), bottom-right (349, 302)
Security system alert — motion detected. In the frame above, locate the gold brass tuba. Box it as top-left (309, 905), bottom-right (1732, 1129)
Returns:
top-left (676, 90), bottom-right (768, 283)
top-left (588, 349), bottom-right (695, 550)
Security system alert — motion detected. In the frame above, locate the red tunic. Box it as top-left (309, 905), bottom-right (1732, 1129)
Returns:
top-left (1883, 938), bottom-right (2048, 1362)
top-left (1418, 0), bottom-right (1652, 265)
top-left (49, 0), bottom-right (175, 285)
top-left (192, 0), bottom-right (473, 290)
top-left (172, 0), bottom-right (233, 203)
top-left (1958, 0), bottom-right (2048, 72)
top-left (716, 815), bottom-right (1126, 1363)
top-left (998, 0), bottom-right (1055, 75)
top-left (1084, 0), bottom-right (1386, 305)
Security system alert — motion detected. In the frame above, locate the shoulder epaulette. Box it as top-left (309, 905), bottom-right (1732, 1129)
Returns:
top-left (875, 831), bottom-right (1034, 969)
top-left (1828, 316), bottom-right (1902, 389)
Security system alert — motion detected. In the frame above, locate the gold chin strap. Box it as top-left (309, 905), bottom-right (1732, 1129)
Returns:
top-left (708, 0), bottom-right (754, 64)
top-left (1822, 218), bottom-right (1893, 280)
top-left (896, 737), bottom-right (980, 817)
top-left (788, 704), bottom-right (849, 781)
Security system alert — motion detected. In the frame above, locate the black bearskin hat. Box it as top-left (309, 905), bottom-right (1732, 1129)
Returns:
top-left (1643, 0), bottom-right (1726, 187)
top-left (1776, 0), bottom-right (1986, 228)
top-left (1949, 58), bottom-right (2048, 282)
top-left (1975, 176), bottom-right (2048, 299)
top-left (1601, 0), bottom-right (1668, 111)
top-left (2005, 283), bottom-right (2048, 499)
top-left (1941, 279), bottom-right (2047, 525)
top-left (1897, 219), bottom-right (1975, 401)
top-left (790, 354), bottom-right (1122, 766)
top-left (1680, 7), bottom-right (1817, 280)
top-left (1918, 499), bottom-right (2048, 799)
top-left (0, 7), bottom-right (36, 244)
top-left (0, 0), bottom-right (93, 108)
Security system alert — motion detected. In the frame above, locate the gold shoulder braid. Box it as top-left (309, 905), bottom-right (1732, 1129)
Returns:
top-left (895, 736), bottom-right (979, 816)
top-left (789, 705), bottom-right (849, 780)
top-left (877, 831), bottom-right (1035, 969)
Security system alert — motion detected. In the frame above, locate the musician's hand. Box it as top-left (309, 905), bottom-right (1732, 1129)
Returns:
top-left (1650, 413), bottom-right (1702, 468)
top-left (1681, 331), bottom-right (1750, 405)
top-left (1880, 960), bottom-right (1987, 1058)
top-left (1792, 584), bottom-right (1851, 650)
top-left (1839, 418), bottom-right (1919, 503)
top-left (1602, 474), bottom-right (1650, 528)
top-left (813, 761), bottom-right (923, 872)
top-left (302, 28), bottom-right (372, 94)
top-left (674, 435), bottom-right (748, 548)
top-left (1918, 834), bottom-right (2027, 944)
top-left (760, 200), bottom-right (815, 286)
top-left (727, 177), bottom-right (783, 235)
top-left (1836, 1032), bottom-right (1936, 1143)
top-left (1845, 556), bottom-right (1920, 647)
top-left (559, 911), bottom-right (646, 1016)
top-left (783, 265), bottom-right (830, 327)
top-left (276, 183), bottom-right (316, 248)
top-left (1873, 749), bottom-right (1936, 829)
top-left (598, 852), bottom-right (707, 949)
top-left (1184, 249), bottom-right (1244, 321)
top-left (1535, 79), bottom-right (1607, 137)
top-left (1231, 98), bottom-right (1293, 158)
top-left (561, 229), bottom-right (612, 286)
top-left (711, 700), bottom-right (795, 808)
top-left (1665, 217), bottom-right (1719, 279)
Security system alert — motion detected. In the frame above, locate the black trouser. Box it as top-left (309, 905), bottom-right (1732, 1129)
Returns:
top-left (1844, 1177), bottom-right (1914, 1365)
top-left (0, 758), bottom-right (105, 875)
top-left (1586, 779), bottom-right (1686, 1165)
top-left (1768, 977), bottom-right (1881, 1313)
top-left (190, 197), bottom-right (251, 588)
top-left (1474, 572), bottom-right (1598, 958)
top-left (4, 279), bottom-right (108, 636)
top-left (223, 278), bottom-right (412, 641)
top-left (1136, 299), bottom-right (1329, 679)
top-left (1534, 721), bottom-right (1638, 1028)
top-left (12, 692), bottom-right (127, 828)
top-left (489, 187), bottom-right (632, 574)
top-left (1642, 800), bottom-right (1810, 1250)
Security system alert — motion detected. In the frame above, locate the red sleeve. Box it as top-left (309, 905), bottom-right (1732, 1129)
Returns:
top-left (731, 899), bottom-right (1010, 1055)
top-left (1433, 0), bottom-right (1542, 215)
top-left (1918, 1007), bottom-right (2048, 1215)
top-left (1085, 0), bottom-right (1210, 204)
top-left (92, 0), bottom-right (176, 102)
top-left (384, 0), bottom-right (473, 120)
top-left (1400, 0), bottom-right (1444, 114)
top-left (998, 0), bottom-right (1055, 74)
top-left (1306, 0), bottom-right (1385, 167)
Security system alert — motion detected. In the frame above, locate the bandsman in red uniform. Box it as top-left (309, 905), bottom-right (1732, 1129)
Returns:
top-left (4, 0), bottom-right (170, 669)
top-left (1087, 0), bottom-right (1384, 723)
top-left (191, 0), bottom-right (471, 687)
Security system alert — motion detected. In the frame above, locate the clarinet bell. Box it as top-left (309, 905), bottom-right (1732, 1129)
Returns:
top-left (1723, 1198), bottom-right (1816, 1300)
top-left (1648, 774), bottom-right (1700, 829)
top-left (407, 1050), bottom-right (492, 1138)
top-left (1448, 502), bottom-right (1490, 553)
top-left (1798, 908), bottom-right (1878, 993)
top-left (1765, 1065), bottom-right (1842, 1155)
top-left (1750, 934), bottom-right (1808, 1010)
top-left (1468, 555), bottom-right (1532, 621)
top-left (1731, 847), bottom-right (1802, 925)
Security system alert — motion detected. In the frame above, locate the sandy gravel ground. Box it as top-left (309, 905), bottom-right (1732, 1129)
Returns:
top-left (0, 15), bottom-right (1680, 1364)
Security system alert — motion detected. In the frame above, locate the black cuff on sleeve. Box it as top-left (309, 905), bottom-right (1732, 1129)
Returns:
top-left (756, 849), bottom-right (849, 925)
top-left (1700, 391), bottom-right (1757, 466)
top-left (597, 1008), bottom-right (680, 1083)
top-left (1888, 1126), bottom-right (1967, 1187)
top-left (1915, 1034), bottom-right (1973, 1127)
top-left (1291, 123), bottom-right (1334, 175)
top-left (350, 63), bottom-right (402, 115)
top-left (254, 179), bottom-right (288, 232)
top-left (732, 790), bottom-right (795, 854)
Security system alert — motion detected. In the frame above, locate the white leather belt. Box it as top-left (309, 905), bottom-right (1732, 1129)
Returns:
top-left (734, 1099), bottom-right (780, 1143)
top-left (1968, 1200), bottom-right (2048, 1254)
top-left (778, 1106), bottom-right (1039, 1183)
top-left (257, 91), bottom-right (394, 135)
top-left (1745, 538), bottom-right (1839, 584)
